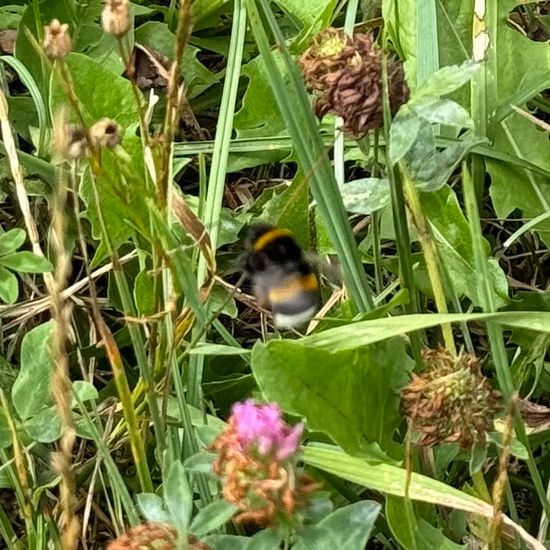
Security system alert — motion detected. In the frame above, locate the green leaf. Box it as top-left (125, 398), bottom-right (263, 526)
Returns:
top-left (134, 270), bottom-right (156, 316)
top-left (80, 136), bottom-right (150, 255)
top-left (251, 338), bottom-right (412, 458)
top-left (234, 53), bottom-right (290, 138)
top-left (299, 311), bottom-right (550, 352)
top-left (0, 408), bottom-right (11, 450)
top-left (23, 407), bottom-right (62, 443)
top-left (189, 343), bottom-right (250, 356)
top-left (386, 496), bottom-right (465, 550)
top-left (51, 52), bottom-right (138, 127)
top-left (71, 380), bottom-right (99, 408)
top-left (135, 22), bottom-right (218, 98)
top-left (302, 444), bottom-right (490, 517)
top-left (0, 266), bottom-right (18, 304)
top-left (389, 109), bottom-right (421, 163)
top-left (412, 97), bottom-right (473, 128)
top-left (0, 228), bottom-right (26, 256)
top-left (204, 531), bottom-right (282, 550)
top-left (420, 185), bottom-right (508, 307)
top-left (413, 60), bottom-right (480, 99)
top-left (487, 113), bottom-right (550, 247)
top-left (164, 461), bottom-right (192, 530)
top-left (184, 451), bottom-right (217, 475)
top-left (340, 178), bottom-right (391, 215)
top-left (0, 251), bottom-right (52, 273)
top-left (190, 500), bottom-right (238, 538)
top-left (496, 0), bottom-right (550, 118)
top-left (137, 493), bottom-right (171, 524)
top-left (12, 321), bottom-right (54, 420)
top-left (293, 501), bottom-right (380, 550)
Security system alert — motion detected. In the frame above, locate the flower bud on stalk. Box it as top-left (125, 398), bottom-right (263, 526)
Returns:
top-left (43, 19), bottom-right (71, 60)
top-left (101, 0), bottom-right (131, 37)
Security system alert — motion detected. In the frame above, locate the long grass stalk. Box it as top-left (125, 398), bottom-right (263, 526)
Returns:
top-left (462, 162), bottom-right (550, 520)
top-left (188, 0), bottom-right (246, 407)
top-left (49, 157), bottom-right (78, 548)
top-left (399, 162), bottom-right (456, 355)
top-left (248, 0), bottom-right (374, 313)
top-left (380, 50), bottom-right (423, 365)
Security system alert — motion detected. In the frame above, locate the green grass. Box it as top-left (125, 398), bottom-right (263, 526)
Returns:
top-left (1, 0), bottom-right (550, 548)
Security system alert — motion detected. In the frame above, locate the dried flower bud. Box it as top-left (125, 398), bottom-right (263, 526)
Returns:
top-left (101, 0), bottom-right (131, 37)
top-left (43, 19), bottom-right (72, 60)
top-left (52, 110), bottom-right (88, 160)
top-left (107, 524), bottom-right (211, 550)
top-left (401, 347), bottom-right (501, 448)
top-left (90, 118), bottom-right (121, 148)
top-left (300, 28), bottom-right (409, 138)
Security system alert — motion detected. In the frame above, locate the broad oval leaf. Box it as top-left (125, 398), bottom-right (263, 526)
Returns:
top-left (0, 228), bottom-right (26, 256)
top-left (293, 501), bottom-right (381, 550)
top-left (164, 461), bottom-right (192, 530)
top-left (137, 493), bottom-right (171, 524)
top-left (0, 266), bottom-right (18, 304)
top-left (190, 500), bottom-right (238, 538)
top-left (251, 338), bottom-right (412, 458)
top-left (0, 251), bottom-right (52, 273)
top-left (12, 321), bottom-right (54, 420)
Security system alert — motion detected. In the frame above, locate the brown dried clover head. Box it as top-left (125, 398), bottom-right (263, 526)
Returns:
top-left (299, 27), bottom-right (409, 138)
top-left (401, 347), bottom-right (501, 448)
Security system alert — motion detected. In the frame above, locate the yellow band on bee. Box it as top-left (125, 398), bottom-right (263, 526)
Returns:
top-left (268, 273), bottom-right (318, 303)
top-left (253, 228), bottom-right (292, 251)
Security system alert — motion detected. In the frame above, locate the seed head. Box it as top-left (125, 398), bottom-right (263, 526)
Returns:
top-left (52, 109), bottom-right (88, 160)
top-left (43, 19), bottom-right (72, 60)
top-left (101, 0), bottom-right (131, 37)
top-left (90, 118), bottom-right (122, 149)
top-left (300, 28), bottom-right (408, 137)
top-left (401, 347), bottom-right (501, 448)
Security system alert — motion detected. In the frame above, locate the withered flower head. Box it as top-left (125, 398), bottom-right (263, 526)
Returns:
top-left (101, 0), bottom-right (131, 37)
top-left (90, 118), bottom-right (122, 148)
top-left (52, 109), bottom-right (88, 160)
top-left (210, 400), bottom-right (319, 526)
top-left (299, 27), bottom-right (409, 138)
top-left (107, 523), bottom-right (211, 550)
top-left (401, 347), bottom-right (501, 448)
top-left (43, 19), bottom-right (72, 60)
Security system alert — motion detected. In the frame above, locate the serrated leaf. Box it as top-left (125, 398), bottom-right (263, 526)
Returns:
top-left (420, 185), bottom-right (508, 307)
top-left (12, 321), bottom-right (54, 420)
top-left (340, 178), bottom-right (391, 215)
top-left (190, 500), bottom-right (237, 538)
top-left (0, 228), bottom-right (25, 256)
top-left (0, 251), bottom-right (52, 273)
top-left (487, 113), bottom-right (550, 247)
top-left (164, 461), bottom-right (192, 530)
top-left (0, 266), bottom-right (18, 304)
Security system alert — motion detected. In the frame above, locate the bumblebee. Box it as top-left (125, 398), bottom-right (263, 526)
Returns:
top-left (243, 223), bottom-right (320, 329)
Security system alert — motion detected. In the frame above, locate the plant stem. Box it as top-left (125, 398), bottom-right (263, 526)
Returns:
top-left (399, 162), bottom-right (456, 355)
